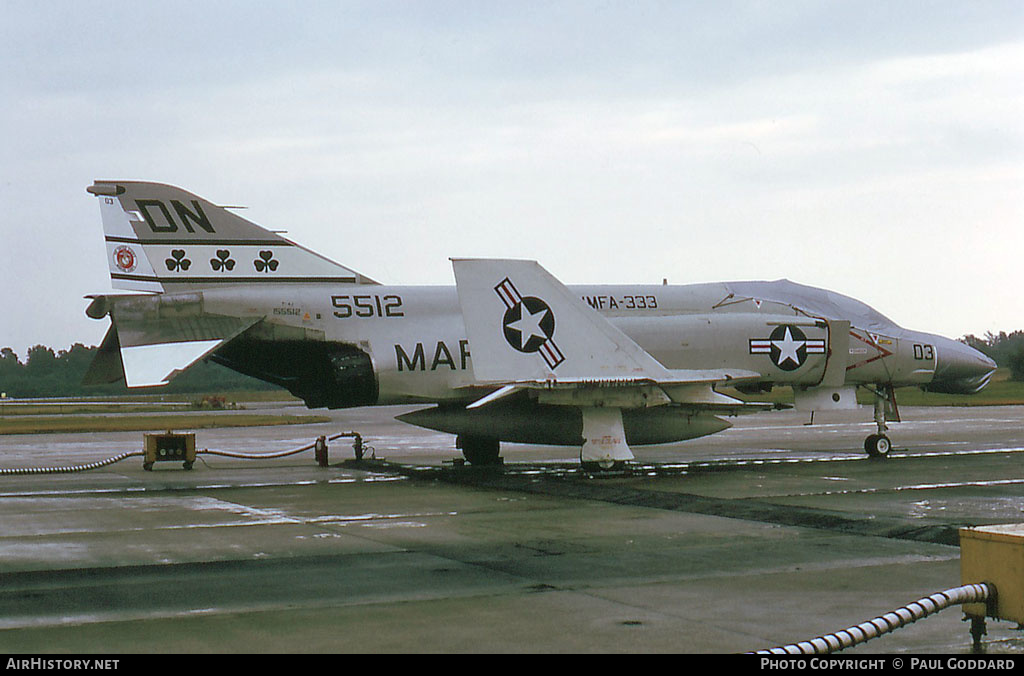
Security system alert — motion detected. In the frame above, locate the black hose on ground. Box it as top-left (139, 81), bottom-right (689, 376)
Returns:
top-left (0, 432), bottom-right (368, 475)
top-left (752, 583), bottom-right (995, 654)
top-left (0, 452), bottom-right (146, 476)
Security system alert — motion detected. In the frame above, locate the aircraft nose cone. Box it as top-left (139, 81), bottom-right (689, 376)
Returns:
top-left (927, 340), bottom-right (998, 394)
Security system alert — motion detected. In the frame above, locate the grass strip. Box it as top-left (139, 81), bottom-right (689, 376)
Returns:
top-left (0, 414), bottom-right (332, 436)
top-left (728, 369), bottom-right (1024, 407)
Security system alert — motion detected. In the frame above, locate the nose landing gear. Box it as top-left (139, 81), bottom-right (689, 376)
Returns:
top-left (864, 432), bottom-right (892, 458)
top-left (864, 384), bottom-right (899, 458)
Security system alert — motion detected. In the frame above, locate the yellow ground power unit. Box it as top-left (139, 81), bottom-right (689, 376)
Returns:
top-left (960, 524), bottom-right (1024, 626)
top-left (143, 432), bottom-right (197, 471)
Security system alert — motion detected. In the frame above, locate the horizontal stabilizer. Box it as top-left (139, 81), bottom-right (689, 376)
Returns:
top-left (82, 302), bottom-right (260, 388)
top-left (120, 340), bottom-right (222, 387)
top-left (82, 324), bottom-right (126, 386)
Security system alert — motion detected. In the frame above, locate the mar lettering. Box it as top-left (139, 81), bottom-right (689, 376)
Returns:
top-left (395, 340), bottom-right (471, 371)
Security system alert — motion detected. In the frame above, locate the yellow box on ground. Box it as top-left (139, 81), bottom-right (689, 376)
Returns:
top-left (960, 524), bottom-right (1024, 623)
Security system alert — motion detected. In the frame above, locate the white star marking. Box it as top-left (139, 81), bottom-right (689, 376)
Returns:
top-left (772, 327), bottom-right (803, 367)
top-left (508, 304), bottom-right (549, 349)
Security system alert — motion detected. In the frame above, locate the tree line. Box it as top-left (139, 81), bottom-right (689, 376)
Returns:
top-left (0, 343), bottom-right (279, 398)
top-left (962, 331), bottom-right (1024, 382)
top-left (1, 330), bottom-right (1021, 399)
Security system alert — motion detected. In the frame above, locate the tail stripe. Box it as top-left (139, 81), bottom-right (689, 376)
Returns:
top-left (111, 274), bottom-right (357, 285)
top-left (105, 236), bottom-right (294, 247)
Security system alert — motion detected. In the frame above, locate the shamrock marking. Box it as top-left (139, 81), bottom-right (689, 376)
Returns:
top-left (210, 249), bottom-right (236, 272)
top-left (254, 250), bottom-right (279, 273)
top-left (165, 250), bottom-right (192, 272)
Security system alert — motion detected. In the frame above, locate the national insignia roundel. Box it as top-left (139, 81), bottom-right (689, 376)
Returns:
top-left (493, 277), bottom-right (566, 370)
top-left (748, 324), bottom-right (827, 371)
top-left (502, 296), bottom-right (555, 353)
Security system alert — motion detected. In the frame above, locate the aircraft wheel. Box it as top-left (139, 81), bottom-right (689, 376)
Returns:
top-left (582, 460), bottom-right (626, 472)
top-left (864, 434), bottom-right (892, 459)
top-left (457, 435), bottom-right (501, 466)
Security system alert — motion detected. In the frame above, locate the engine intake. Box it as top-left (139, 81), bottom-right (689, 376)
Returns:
top-left (211, 338), bottom-right (378, 409)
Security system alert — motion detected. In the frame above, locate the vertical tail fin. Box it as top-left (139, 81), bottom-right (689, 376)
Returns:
top-left (451, 258), bottom-right (670, 384)
top-left (88, 180), bottom-right (376, 292)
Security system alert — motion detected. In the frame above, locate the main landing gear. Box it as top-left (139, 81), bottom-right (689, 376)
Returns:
top-left (580, 458), bottom-right (628, 472)
top-left (456, 435), bottom-right (502, 466)
top-left (864, 384), bottom-right (899, 459)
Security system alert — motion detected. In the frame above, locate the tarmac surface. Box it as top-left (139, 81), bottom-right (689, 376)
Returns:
top-left (0, 403), bottom-right (1022, 654)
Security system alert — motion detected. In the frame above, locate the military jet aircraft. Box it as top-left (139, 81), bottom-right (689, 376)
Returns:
top-left (84, 180), bottom-right (997, 467)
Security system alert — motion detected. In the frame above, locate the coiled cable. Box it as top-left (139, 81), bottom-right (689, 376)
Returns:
top-left (198, 432), bottom-right (365, 459)
top-left (0, 432), bottom-right (367, 475)
top-left (753, 583), bottom-right (994, 654)
top-left (0, 452), bottom-right (145, 475)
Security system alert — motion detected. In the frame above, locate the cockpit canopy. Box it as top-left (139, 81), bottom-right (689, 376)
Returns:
top-left (726, 279), bottom-right (897, 331)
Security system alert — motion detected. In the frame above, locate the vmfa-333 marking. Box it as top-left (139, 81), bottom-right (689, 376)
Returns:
top-left (84, 181), bottom-right (997, 467)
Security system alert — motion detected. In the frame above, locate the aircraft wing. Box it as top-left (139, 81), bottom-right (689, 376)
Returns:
top-left (451, 258), bottom-right (762, 409)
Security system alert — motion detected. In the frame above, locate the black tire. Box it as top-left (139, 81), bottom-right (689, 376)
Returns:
top-left (864, 434), bottom-right (892, 458)
top-left (457, 435), bottom-right (501, 465)
top-left (582, 460), bottom-right (626, 472)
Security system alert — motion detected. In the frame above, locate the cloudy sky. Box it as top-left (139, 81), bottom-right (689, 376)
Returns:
top-left (1, 1), bottom-right (1021, 358)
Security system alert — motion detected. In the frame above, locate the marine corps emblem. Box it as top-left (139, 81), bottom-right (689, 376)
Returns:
top-left (113, 245), bottom-right (137, 273)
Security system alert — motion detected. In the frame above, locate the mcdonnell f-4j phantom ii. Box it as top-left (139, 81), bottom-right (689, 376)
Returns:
top-left (84, 180), bottom-right (997, 467)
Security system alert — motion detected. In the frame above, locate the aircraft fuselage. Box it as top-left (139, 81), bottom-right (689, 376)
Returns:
top-left (196, 280), bottom-right (990, 406)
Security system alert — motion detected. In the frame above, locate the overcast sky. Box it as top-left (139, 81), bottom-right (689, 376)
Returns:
top-left (1, 1), bottom-right (1021, 358)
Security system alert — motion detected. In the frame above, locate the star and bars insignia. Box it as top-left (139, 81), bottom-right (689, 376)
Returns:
top-left (749, 325), bottom-right (826, 371)
top-left (494, 277), bottom-right (565, 370)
